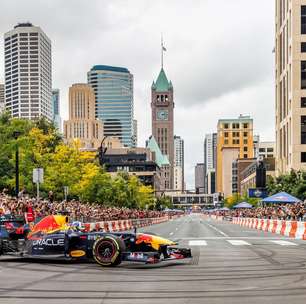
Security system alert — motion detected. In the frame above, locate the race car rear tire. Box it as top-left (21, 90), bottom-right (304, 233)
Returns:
top-left (93, 235), bottom-right (125, 267)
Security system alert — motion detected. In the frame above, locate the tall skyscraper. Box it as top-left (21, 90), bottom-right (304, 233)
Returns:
top-left (195, 163), bottom-right (205, 193)
top-left (87, 65), bottom-right (134, 147)
top-left (0, 84), bottom-right (4, 113)
top-left (174, 135), bottom-right (184, 191)
top-left (151, 68), bottom-right (174, 189)
top-left (216, 115), bottom-right (254, 198)
top-left (275, 1), bottom-right (306, 174)
top-left (52, 89), bottom-right (61, 131)
top-left (4, 23), bottom-right (52, 120)
top-left (204, 133), bottom-right (217, 194)
top-left (63, 84), bottom-right (103, 149)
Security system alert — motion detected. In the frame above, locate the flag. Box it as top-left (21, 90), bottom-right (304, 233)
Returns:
top-left (162, 45), bottom-right (167, 51)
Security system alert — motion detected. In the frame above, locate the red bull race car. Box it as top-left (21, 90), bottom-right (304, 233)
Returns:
top-left (0, 214), bottom-right (192, 267)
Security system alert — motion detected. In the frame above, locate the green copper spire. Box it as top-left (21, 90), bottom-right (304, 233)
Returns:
top-left (151, 81), bottom-right (156, 90)
top-left (146, 135), bottom-right (170, 167)
top-left (154, 68), bottom-right (172, 92)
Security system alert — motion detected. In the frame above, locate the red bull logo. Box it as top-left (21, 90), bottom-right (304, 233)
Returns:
top-left (136, 234), bottom-right (153, 245)
top-left (28, 215), bottom-right (69, 238)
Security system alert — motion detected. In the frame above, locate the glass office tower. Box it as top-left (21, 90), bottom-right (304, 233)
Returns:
top-left (87, 65), bottom-right (134, 147)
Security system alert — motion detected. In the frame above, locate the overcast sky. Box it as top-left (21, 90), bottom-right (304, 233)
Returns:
top-left (0, 0), bottom-right (275, 188)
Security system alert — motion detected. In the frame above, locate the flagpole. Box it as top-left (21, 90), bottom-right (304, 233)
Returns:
top-left (161, 34), bottom-right (163, 69)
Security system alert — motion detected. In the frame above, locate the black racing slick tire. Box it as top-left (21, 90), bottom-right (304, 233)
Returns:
top-left (93, 235), bottom-right (125, 267)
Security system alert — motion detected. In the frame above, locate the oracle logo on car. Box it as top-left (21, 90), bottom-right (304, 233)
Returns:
top-left (32, 238), bottom-right (64, 247)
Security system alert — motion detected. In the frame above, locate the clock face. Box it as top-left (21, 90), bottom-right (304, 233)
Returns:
top-left (157, 109), bottom-right (169, 121)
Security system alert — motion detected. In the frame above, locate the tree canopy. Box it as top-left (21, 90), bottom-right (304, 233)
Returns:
top-left (0, 112), bottom-right (155, 208)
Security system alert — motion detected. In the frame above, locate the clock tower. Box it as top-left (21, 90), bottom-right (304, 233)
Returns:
top-left (151, 68), bottom-right (174, 189)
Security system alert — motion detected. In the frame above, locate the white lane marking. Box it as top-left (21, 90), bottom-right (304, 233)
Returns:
top-left (203, 222), bottom-right (229, 237)
top-left (175, 227), bottom-right (178, 231)
top-left (227, 240), bottom-right (251, 246)
top-left (189, 240), bottom-right (207, 246)
top-left (169, 232), bottom-right (174, 236)
top-left (270, 240), bottom-right (298, 246)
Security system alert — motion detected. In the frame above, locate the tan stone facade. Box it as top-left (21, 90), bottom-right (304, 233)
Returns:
top-left (64, 84), bottom-right (104, 149)
top-left (216, 115), bottom-right (254, 197)
top-left (275, 0), bottom-right (306, 174)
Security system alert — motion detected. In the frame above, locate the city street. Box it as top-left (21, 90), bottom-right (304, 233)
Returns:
top-left (1, 214), bottom-right (306, 304)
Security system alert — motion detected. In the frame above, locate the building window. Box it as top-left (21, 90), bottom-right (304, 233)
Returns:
top-left (243, 132), bottom-right (248, 137)
top-left (224, 132), bottom-right (228, 137)
top-left (243, 123), bottom-right (248, 128)
top-left (224, 139), bottom-right (229, 145)
top-left (224, 123), bottom-right (229, 129)
top-left (233, 139), bottom-right (239, 145)
top-left (301, 61), bottom-right (306, 89)
top-left (267, 148), bottom-right (274, 153)
top-left (243, 154), bottom-right (248, 158)
top-left (302, 6), bottom-right (306, 34)
top-left (232, 123), bottom-right (239, 129)
top-left (259, 148), bottom-right (265, 152)
top-left (243, 147), bottom-right (248, 152)
top-left (302, 97), bottom-right (306, 107)
top-left (302, 43), bottom-right (306, 53)
top-left (302, 116), bottom-right (306, 144)
top-left (301, 152), bottom-right (306, 162)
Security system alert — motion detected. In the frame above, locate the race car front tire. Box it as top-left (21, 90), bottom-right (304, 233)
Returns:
top-left (93, 235), bottom-right (125, 267)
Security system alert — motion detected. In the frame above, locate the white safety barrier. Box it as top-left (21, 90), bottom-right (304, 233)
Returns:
top-left (232, 217), bottom-right (306, 240)
top-left (83, 214), bottom-right (183, 232)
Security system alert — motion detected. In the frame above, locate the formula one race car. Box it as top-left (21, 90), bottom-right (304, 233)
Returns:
top-left (0, 214), bottom-right (192, 267)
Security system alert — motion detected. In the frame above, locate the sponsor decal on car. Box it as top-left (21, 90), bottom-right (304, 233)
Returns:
top-left (129, 252), bottom-right (144, 259)
top-left (70, 250), bottom-right (86, 257)
top-left (32, 238), bottom-right (64, 247)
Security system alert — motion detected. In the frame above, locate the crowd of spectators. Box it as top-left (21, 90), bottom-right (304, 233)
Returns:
top-left (0, 190), bottom-right (174, 223)
top-left (208, 202), bottom-right (306, 221)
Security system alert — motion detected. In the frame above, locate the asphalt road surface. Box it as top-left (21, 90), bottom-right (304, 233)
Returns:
top-left (1, 214), bottom-right (306, 304)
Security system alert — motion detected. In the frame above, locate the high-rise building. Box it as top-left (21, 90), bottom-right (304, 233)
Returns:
top-left (174, 135), bottom-right (184, 191)
top-left (204, 133), bottom-right (217, 194)
top-left (216, 115), bottom-right (254, 197)
top-left (4, 23), bottom-right (52, 120)
top-left (151, 68), bottom-right (174, 189)
top-left (52, 89), bottom-right (61, 131)
top-left (275, 1), bottom-right (306, 173)
top-left (253, 134), bottom-right (260, 158)
top-left (259, 141), bottom-right (275, 159)
top-left (87, 65), bottom-right (134, 147)
top-left (0, 84), bottom-right (4, 113)
top-left (195, 163), bottom-right (205, 193)
top-left (64, 84), bottom-right (103, 149)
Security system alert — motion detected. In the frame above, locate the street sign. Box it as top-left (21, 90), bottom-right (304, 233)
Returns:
top-left (33, 168), bottom-right (44, 201)
top-left (33, 168), bottom-right (44, 183)
top-left (248, 188), bottom-right (268, 198)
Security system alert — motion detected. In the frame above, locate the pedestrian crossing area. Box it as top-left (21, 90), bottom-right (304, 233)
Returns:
top-left (187, 239), bottom-right (301, 247)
